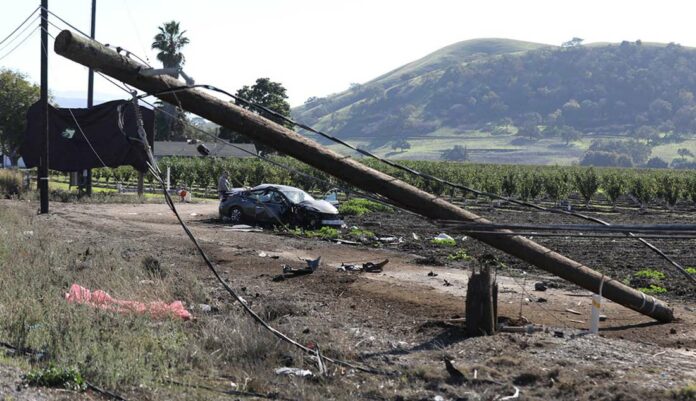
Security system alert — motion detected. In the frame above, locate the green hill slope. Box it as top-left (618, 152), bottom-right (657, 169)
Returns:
top-left (292, 39), bottom-right (696, 166)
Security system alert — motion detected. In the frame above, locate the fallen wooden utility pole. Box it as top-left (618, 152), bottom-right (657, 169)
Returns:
top-left (54, 30), bottom-right (674, 323)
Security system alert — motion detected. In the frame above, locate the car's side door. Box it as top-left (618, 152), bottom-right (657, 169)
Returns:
top-left (243, 189), bottom-right (265, 220)
top-left (256, 189), bottom-right (286, 223)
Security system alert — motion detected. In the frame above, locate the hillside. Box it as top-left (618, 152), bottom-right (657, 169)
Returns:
top-left (292, 39), bottom-right (696, 166)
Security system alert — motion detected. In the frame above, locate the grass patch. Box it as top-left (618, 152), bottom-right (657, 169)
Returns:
top-left (339, 198), bottom-right (393, 216)
top-left (296, 226), bottom-right (340, 239)
top-left (348, 228), bottom-right (376, 239)
top-left (639, 284), bottom-right (668, 295)
top-left (686, 267), bottom-right (696, 275)
top-left (431, 238), bottom-right (457, 247)
top-left (447, 249), bottom-right (473, 261)
top-left (634, 269), bottom-right (666, 280)
top-left (25, 364), bottom-right (86, 391)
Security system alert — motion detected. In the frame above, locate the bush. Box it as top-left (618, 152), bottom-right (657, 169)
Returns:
top-left (0, 169), bottom-right (24, 197)
top-left (339, 198), bottom-right (393, 216)
top-left (639, 284), bottom-right (668, 295)
top-left (431, 238), bottom-right (457, 247)
top-left (602, 174), bottom-right (627, 206)
top-left (25, 365), bottom-right (86, 391)
top-left (573, 168), bottom-right (600, 206)
top-left (634, 269), bottom-right (666, 280)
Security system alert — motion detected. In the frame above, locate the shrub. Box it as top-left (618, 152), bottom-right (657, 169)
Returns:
top-left (630, 176), bottom-right (656, 209)
top-left (602, 174), bottom-right (627, 206)
top-left (447, 249), bottom-right (473, 261)
top-left (431, 238), bottom-right (457, 247)
top-left (300, 226), bottom-right (339, 239)
top-left (25, 365), bottom-right (86, 391)
top-left (339, 198), bottom-right (393, 216)
top-left (573, 168), bottom-right (600, 206)
top-left (685, 267), bottom-right (696, 275)
top-left (634, 269), bottom-right (666, 280)
top-left (639, 284), bottom-right (667, 295)
top-left (0, 169), bottom-right (24, 197)
top-left (657, 175), bottom-right (682, 207)
top-left (501, 171), bottom-right (517, 197)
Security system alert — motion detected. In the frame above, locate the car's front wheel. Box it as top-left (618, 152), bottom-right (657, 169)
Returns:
top-left (228, 207), bottom-right (243, 224)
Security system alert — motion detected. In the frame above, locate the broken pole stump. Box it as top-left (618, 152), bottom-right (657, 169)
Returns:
top-left (53, 29), bottom-right (674, 323)
top-left (466, 266), bottom-right (498, 336)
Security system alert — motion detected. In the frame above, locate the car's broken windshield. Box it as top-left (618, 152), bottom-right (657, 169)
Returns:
top-left (280, 189), bottom-right (314, 203)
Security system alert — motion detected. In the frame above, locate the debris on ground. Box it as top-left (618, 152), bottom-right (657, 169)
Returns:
top-left (272, 257), bottom-right (321, 281)
top-left (534, 282), bottom-right (547, 291)
top-left (434, 233), bottom-right (454, 241)
top-left (225, 224), bottom-right (262, 232)
top-left (377, 236), bottom-right (402, 244)
top-left (427, 271), bottom-right (438, 277)
top-left (274, 367), bottom-right (313, 377)
top-left (65, 283), bottom-right (192, 320)
top-left (337, 259), bottom-right (389, 273)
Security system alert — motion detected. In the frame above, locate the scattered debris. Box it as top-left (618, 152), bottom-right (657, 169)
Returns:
top-left (553, 331), bottom-right (564, 338)
top-left (411, 232), bottom-right (419, 240)
top-left (65, 283), bottom-right (192, 320)
top-left (338, 259), bottom-right (389, 273)
top-left (500, 324), bottom-right (544, 334)
top-left (443, 279), bottom-right (453, 287)
top-left (444, 358), bottom-right (466, 385)
top-left (534, 282), bottom-right (548, 292)
top-left (565, 308), bottom-right (582, 315)
top-left (500, 386), bottom-right (520, 400)
top-left (427, 271), bottom-right (438, 277)
top-left (273, 257), bottom-right (321, 281)
top-left (331, 238), bottom-right (360, 245)
top-left (378, 236), bottom-right (402, 244)
top-left (274, 367), bottom-right (313, 377)
top-left (434, 233), bottom-right (454, 241)
top-left (225, 225), bottom-right (262, 232)
top-left (536, 297), bottom-right (548, 303)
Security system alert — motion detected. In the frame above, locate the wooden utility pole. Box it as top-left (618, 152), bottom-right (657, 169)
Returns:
top-left (54, 29), bottom-right (674, 323)
top-left (38, 0), bottom-right (49, 213)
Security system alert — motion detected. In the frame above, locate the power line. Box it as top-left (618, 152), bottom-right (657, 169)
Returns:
top-left (0, 6), bottom-right (38, 47)
top-left (0, 26), bottom-right (39, 63)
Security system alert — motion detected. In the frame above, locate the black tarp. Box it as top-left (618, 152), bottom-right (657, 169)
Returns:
top-left (19, 100), bottom-right (154, 172)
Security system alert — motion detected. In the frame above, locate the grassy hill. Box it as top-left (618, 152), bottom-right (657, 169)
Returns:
top-left (292, 39), bottom-right (696, 166)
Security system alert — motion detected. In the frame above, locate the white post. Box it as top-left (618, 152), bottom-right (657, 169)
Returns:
top-left (589, 294), bottom-right (602, 334)
top-left (166, 166), bottom-right (171, 192)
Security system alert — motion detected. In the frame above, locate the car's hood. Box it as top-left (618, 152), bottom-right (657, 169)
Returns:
top-left (299, 200), bottom-right (339, 214)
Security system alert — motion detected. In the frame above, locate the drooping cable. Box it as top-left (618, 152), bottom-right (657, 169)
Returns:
top-left (0, 6), bottom-right (39, 47)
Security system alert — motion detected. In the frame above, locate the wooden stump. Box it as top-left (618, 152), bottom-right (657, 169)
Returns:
top-left (466, 266), bottom-right (498, 337)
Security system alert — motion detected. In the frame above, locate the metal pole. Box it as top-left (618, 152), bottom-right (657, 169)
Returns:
top-left (39, 0), bottom-right (49, 213)
top-left (53, 30), bottom-right (675, 323)
top-left (83, 0), bottom-right (96, 196)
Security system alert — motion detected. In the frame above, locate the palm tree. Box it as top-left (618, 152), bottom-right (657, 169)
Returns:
top-left (151, 21), bottom-right (190, 140)
top-left (151, 21), bottom-right (190, 70)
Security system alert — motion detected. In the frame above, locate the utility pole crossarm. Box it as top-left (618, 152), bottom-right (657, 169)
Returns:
top-left (54, 29), bottom-right (673, 322)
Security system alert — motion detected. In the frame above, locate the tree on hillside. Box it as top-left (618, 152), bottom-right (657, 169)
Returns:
top-left (677, 148), bottom-right (694, 159)
top-left (0, 69), bottom-right (40, 164)
top-left (232, 78), bottom-right (292, 154)
top-left (441, 145), bottom-right (469, 161)
top-left (392, 139), bottom-right (411, 152)
top-left (151, 21), bottom-right (190, 140)
top-left (559, 125), bottom-right (582, 146)
top-left (562, 37), bottom-right (584, 48)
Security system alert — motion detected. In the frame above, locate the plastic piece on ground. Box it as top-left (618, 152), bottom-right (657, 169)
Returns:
top-left (274, 367), bottom-right (313, 377)
top-left (65, 284), bottom-right (192, 320)
top-left (434, 233), bottom-right (454, 241)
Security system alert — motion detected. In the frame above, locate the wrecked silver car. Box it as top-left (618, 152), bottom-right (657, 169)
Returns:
top-left (219, 184), bottom-right (344, 228)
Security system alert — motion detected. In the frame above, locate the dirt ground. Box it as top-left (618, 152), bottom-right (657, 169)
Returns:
top-left (2, 199), bottom-right (695, 400)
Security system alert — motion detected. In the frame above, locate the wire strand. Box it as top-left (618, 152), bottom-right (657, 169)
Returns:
top-left (0, 6), bottom-right (38, 47)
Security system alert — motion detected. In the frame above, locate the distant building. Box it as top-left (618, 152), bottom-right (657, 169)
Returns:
top-left (153, 141), bottom-right (257, 159)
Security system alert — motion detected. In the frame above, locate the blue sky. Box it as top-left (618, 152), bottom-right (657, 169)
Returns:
top-left (2, 0), bottom-right (696, 107)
